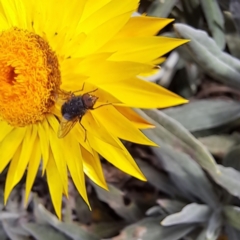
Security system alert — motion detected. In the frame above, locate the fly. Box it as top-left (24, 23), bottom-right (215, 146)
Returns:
top-left (57, 84), bottom-right (110, 140)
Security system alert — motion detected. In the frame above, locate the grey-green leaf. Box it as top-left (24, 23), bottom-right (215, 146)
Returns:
top-left (157, 199), bottom-right (187, 214)
top-left (213, 165), bottom-right (240, 199)
top-left (35, 204), bottom-right (99, 240)
top-left (223, 145), bottom-right (240, 170)
top-left (2, 221), bottom-right (30, 240)
top-left (0, 223), bottom-right (8, 240)
top-left (90, 221), bottom-right (126, 239)
top-left (206, 210), bottom-right (222, 239)
top-left (146, 206), bottom-right (165, 216)
top-left (162, 100), bottom-right (240, 137)
top-left (152, 146), bottom-right (219, 208)
top-left (136, 159), bottom-right (180, 197)
top-left (161, 203), bottom-right (211, 226)
top-left (139, 109), bottom-right (218, 174)
top-left (181, 0), bottom-right (201, 28)
top-left (224, 11), bottom-right (240, 59)
top-left (94, 184), bottom-right (143, 222)
top-left (230, 0), bottom-right (240, 33)
top-left (225, 225), bottom-right (240, 240)
top-left (0, 212), bottom-right (20, 220)
top-left (22, 224), bottom-right (70, 240)
top-left (224, 205), bottom-right (240, 230)
top-left (196, 228), bottom-right (208, 240)
top-left (200, 0), bottom-right (225, 49)
top-left (147, 0), bottom-right (177, 18)
top-left (116, 217), bottom-right (195, 240)
top-left (199, 134), bottom-right (240, 158)
top-left (174, 23), bottom-right (240, 89)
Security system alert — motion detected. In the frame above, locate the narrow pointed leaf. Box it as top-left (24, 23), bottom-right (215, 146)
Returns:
top-left (224, 206), bottom-right (240, 230)
top-left (214, 166), bottom-right (240, 201)
top-left (174, 23), bottom-right (240, 89)
top-left (157, 199), bottom-right (187, 214)
top-left (161, 203), bottom-right (211, 226)
top-left (94, 184), bottom-right (143, 222)
top-left (200, 0), bottom-right (225, 49)
top-left (206, 210), bottom-right (222, 239)
top-left (35, 204), bottom-right (99, 240)
top-left (22, 224), bottom-right (70, 240)
top-left (230, 0), bottom-right (240, 33)
top-left (162, 100), bottom-right (240, 136)
top-left (139, 109), bottom-right (218, 173)
top-left (147, 0), bottom-right (177, 18)
top-left (117, 217), bottom-right (195, 240)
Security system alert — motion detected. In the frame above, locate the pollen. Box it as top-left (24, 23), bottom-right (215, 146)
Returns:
top-left (0, 28), bottom-right (61, 126)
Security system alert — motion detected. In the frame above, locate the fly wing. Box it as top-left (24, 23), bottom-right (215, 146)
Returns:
top-left (58, 117), bottom-right (78, 138)
top-left (55, 89), bottom-right (73, 109)
top-left (58, 89), bottom-right (72, 100)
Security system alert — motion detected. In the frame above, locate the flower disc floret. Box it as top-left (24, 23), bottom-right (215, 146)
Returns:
top-left (0, 28), bottom-right (61, 126)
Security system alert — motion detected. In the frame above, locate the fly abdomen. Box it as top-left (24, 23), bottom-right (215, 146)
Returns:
top-left (61, 96), bottom-right (86, 120)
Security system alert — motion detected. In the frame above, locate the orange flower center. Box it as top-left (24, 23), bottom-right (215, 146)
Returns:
top-left (0, 28), bottom-right (61, 126)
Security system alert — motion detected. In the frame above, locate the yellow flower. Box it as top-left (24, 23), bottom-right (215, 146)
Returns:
top-left (0, 0), bottom-right (188, 218)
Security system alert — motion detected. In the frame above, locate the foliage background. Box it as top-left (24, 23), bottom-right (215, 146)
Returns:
top-left (1, 0), bottom-right (240, 239)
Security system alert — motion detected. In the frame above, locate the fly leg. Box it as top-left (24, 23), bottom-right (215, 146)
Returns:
top-left (57, 89), bottom-right (73, 101)
top-left (75, 84), bottom-right (98, 96)
top-left (85, 88), bottom-right (98, 94)
top-left (79, 116), bottom-right (87, 142)
top-left (72, 82), bottom-right (86, 94)
top-left (92, 103), bottom-right (112, 109)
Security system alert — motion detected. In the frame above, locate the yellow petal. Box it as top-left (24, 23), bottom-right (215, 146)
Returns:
top-left (101, 37), bottom-right (189, 62)
top-left (4, 144), bottom-right (22, 203)
top-left (81, 146), bottom-right (107, 190)
top-left (82, 111), bottom-right (123, 148)
top-left (152, 57), bottom-right (166, 65)
top-left (47, 116), bottom-right (68, 197)
top-left (88, 134), bottom-right (146, 181)
top-left (0, 0), bottom-right (19, 27)
top-left (75, 12), bottom-right (134, 57)
top-left (37, 119), bottom-right (50, 175)
top-left (63, 133), bottom-right (90, 208)
top-left (12, 0), bottom-right (28, 28)
top-left (114, 16), bottom-right (174, 38)
top-left (78, 0), bottom-right (138, 34)
top-left (61, 52), bottom-right (111, 76)
top-left (65, 56), bottom-right (153, 84)
top-left (0, 2), bottom-right (10, 31)
top-left (25, 134), bottom-right (41, 204)
top-left (0, 121), bottom-right (13, 142)
top-left (4, 126), bottom-right (37, 203)
top-left (20, 0), bottom-right (35, 31)
top-left (28, 0), bottom-right (47, 35)
top-left (114, 106), bottom-right (154, 129)
top-left (86, 61), bottom-right (154, 85)
top-left (91, 105), bottom-right (157, 146)
top-left (61, 80), bottom-right (121, 106)
top-left (101, 78), bottom-right (188, 108)
top-left (80, 0), bottom-right (110, 22)
top-left (59, 33), bottom-right (87, 60)
top-left (72, 124), bottom-right (94, 155)
top-left (46, 150), bottom-right (64, 219)
top-left (12, 126), bottom-right (37, 188)
top-left (55, 0), bottom-right (85, 37)
top-left (0, 127), bottom-right (26, 173)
